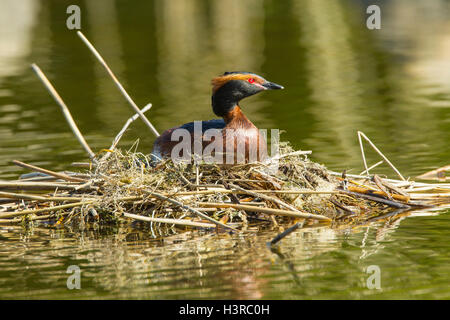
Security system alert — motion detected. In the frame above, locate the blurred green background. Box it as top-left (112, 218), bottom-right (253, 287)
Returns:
top-left (0, 0), bottom-right (449, 299)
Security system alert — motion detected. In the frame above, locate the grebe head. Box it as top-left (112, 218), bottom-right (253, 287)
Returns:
top-left (211, 71), bottom-right (283, 117)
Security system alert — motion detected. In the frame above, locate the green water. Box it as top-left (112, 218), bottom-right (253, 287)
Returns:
top-left (0, 0), bottom-right (449, 299)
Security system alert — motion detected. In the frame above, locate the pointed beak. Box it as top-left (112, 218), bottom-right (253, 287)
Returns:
top-left (262, 81), bottom-right (284, 90)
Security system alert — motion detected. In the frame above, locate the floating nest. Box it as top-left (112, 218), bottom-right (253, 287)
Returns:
top-left (7, 36), bottom-right (446, 242)
top-left (2, 142), bottom-right (449, 240)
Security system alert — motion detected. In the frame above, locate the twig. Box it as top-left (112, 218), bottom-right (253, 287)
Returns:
top-left (347, 185), bottom-right (409, 202)
top-left (221, 180), bottom-right (241, 204)
top-left (12, 160), bottom-right (87, 183)
top-left (373, 174), bottom-right (393, 200)
top-left (359, 160), bottom-right (383, 175)
top-left (0, 201), bottom-right (94, 219)
top-left (272, 150), bottom-right (312, 160)
top-left (406, 186), bottom-right (450, 193)
top-left (0, 191), bottom-right (49, 202)
top-left (328, 171), bottom-right (408, 184)
top-left (0, 191), bottom-right (94, 203)
top-left (114, 103), bottom-right (153, 148)
top-left (345, 178), bottom-right (378, 191)
top-left (416, 164), bottom-right (450, 180)
top-left (0, 218), bottom-right (21, 225)
top-left (378, 178), bottom-right (410, 197)
top-left (77, 31), bottom-right (160, 138)
top-left (27, 211), bottom-right (72, 222)
top-left (330, 198), bottom-right (355, 215)
top-left (31, 64), bottom-right (96, 161)
top-left (143, 191), bottom-right (238, 232)
top-left (163, 189), bottom-right (339, 196)
top-left (408, 193), bottom-right (450, 199)
top-left (228, 182), bottom-right (300, 212)
top-left (357, 131), bottom-right (405, 181)
top-left (123, 212), bottom-right (216, 229)
top-left (0, 181), bottom-right (94, 192)
top-left (268, 222), bottom-right (303, 246)
top-left (339, 189), bottom-right (410, 209)
top-left (161, 207), bottom-right (217, 212)
top-left (197, 202), bottom-right (331, 221)
top-left (71, 162), bottom-right (92, 169)
top-left (19, 173), bottom-right (57, 181)
top-left (358, 131), bottom-right (370, 178)
top-left (101, 103), bottom-right (153, 161)
top-left (74, 180), bottom-right (94, 191)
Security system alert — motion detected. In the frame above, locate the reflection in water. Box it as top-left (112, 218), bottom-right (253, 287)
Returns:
top-left (294, 0), bottom-right (364, 162)
top-left (0, 224), bottom-right (334, 299)
top-left (0, 0), bottom-right (39, 80)
top-left (383, 0), bottom-right (450, 97)
top-left (1, 205), bottom-right (448, 299)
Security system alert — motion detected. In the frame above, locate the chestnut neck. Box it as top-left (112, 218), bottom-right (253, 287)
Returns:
top-left (223, 105), bottom-right (256, 129)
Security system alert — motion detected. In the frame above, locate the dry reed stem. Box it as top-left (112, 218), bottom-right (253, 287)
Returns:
top-left (378, 178), bottom-right (410, 197)
top-left (123, 212), bottom-right (216, 229)
top-left (272, 150), bottom-right (312, 160)
top-left (340, 190), bottom-right (410, 209)
top-left (27, 211), bottom-right (72, 222)
top-left (0, 201), bottom-right (94, 219)
top-left (143, 190), bottom-right (239, 232)
top-left (198, 202), bottom-right (331, 221)
top-left (31, 64), bottom-right (96, 161)
top-left (0, 218), bottom-right (21, 224)
top-left (162, 189), bottom-right (339, 196)
top-left (358, 131), bottom-right (406, 181)
top-left (329, 171), bottom-right (408, 184)
top-left (101, 103), bottom-right (153, 162)
top-left (0, 191), bottom-right (94, 203)
top-left (71, 162), bottom-right (92, 168)
top-left (409, 193), bottom-right (450, 199)
top-left (358, 130), bottom-right (370, 178)
top-left (19, 175), bottom-right (61, 182)
top-left (359, 161), bottom-right (383, 175)
top-left (228, 182), bottom-right (300, 212)
top-left (12, 160), bottom-right (87, 183)
top-left (416, 164), bottom-right (450, 180)
top-left (347, 186), bottom-right (410, 202)
top-left (0, 181), bottom-right (94, 191)
top-left (373, 174), bottom-right (393, 200)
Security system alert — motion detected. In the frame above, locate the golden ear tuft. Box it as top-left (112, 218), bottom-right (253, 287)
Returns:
top-left (211, 73), bottom-right (261, 93)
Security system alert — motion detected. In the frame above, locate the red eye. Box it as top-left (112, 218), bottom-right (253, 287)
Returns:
top-left (248, 78), bottom-right (255, 84)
